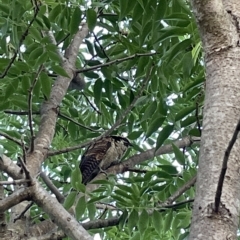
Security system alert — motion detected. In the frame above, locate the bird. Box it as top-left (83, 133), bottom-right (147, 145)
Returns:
top-left (79, 136), bottom-right (132, 185)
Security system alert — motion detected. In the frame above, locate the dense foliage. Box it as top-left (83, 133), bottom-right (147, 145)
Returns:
top-left (0, 0), bottom-right (205, 239)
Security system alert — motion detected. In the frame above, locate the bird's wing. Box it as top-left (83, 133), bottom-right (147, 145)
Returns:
top-left (80, 137), bottom-right (112, 184)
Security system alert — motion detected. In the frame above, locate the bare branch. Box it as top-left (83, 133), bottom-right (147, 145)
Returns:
top-left (0, 6), bottom-right (39, 78)
top-left (13, 201), bottom-right (33, 223)
top-left (0, 179), bottom-right (31, 186)
top-left (161, 199), bottom-right (194, 209)
top-left (28, 65), bottom-right (43, 152)
top-left (48, 140), bottom-right (91, 156)
top-left (107, 136), bottom-right (201, 176)
top-left (4, 110), bottom-right (40, 115)
top-left (29, 24), bottom-right (89, 176)
top-left (0, 187), bottom-right (32, 212)
top-left (0, 131), bottom-right (23, 148)
top-left (18, 156), bottom-right (32, 182)
top-left (76, 52), bottom-right (157, 74)
top-left (162, 176), bottom-right (197, 206)
top-left (32, 181), bottom-right (93, 240)
top-left (0, 175), bottom-right (7, 232)
top-left (127, 168), bottom-right (148, 174)
top-left (0, 155), bottom-right (23, 180)
top-left (82, 92), bottom-right (102, 115)
top-left (40, 172), bottom-right (64, 204)
top-left (59, 112), bottom-right (102, 133)
top-left (215, 119), bottom-right (240, 212)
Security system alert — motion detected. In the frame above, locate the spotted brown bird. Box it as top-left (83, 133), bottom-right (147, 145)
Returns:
top-left (79, 136), bottom-right (131, 185)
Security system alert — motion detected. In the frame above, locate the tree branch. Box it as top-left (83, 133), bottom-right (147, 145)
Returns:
top-left (31, 181), bottom-right (93, 240)
top-left (40, 172), bottom-right (65, 204)
top-left (0, 179), bottom-right (31, 186)
top-left (0, 155), bottom-right (23, 180)
top-left (162, 175), bottom-right (197, 206)
top-left (0, 187), bottom-right (32, 213)
top-left (0, 131), bottom-right (23, 148)
top-left (107, 136), bottom-right (200, 176)
top-left (28, 65), bottom-right (43, 152)
top-left (214, 119), bottom-right (240, 212)
top-left (0, 6), bottom-right (39, 78)
top-left (76, 52), bottom-right (157, 74)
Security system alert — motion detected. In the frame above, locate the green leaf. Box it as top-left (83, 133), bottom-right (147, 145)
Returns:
top-left (51, 65), bottom-right (70, 78)
top-left (128, 209), bottom-right (138, 232)
top-left (189, 128), bottom-right (201, 137)
top-left (154, 27), bottom-right (189, 44)
top-left (156, 124), bottom-right (174, 151)
top-left (153, 210), bottom-right (163, 235)
top-left (71, 165), bottom-right (82, 189)
top-left (70, 7), bottom-right (82, 35)
top-left (172, 143), bottom-right (185, 165)
top-left (75, 196), bottom-right (86, 220)
top-left (141, 101), bottom-right (157, 121)
top-left (39, 72), bottom-right (52, 98)
top-left (87, 202), bottom-right (96, 220)
top-left (175, 105), bottom-right (196, 122)
top-left (29, 47), bottom-right (43, 61)
top-left (119, 210), bottom-right (128, 229)
top-left (93, 79), bottom-right (103, 106)
top-left (138, 209), bottom-right (149, 235)
top-left (86, 9), bottom-right (97, 31)
top-left (145, 117), bottom-right (165, 138)
top-left (64, 191), bottom-right (77, 210)
top-left (85, 39), bottom-right (94, 56)
top-left (131, 232), bottom-right (141, 240)
top-left (49, 4), bottom-right (62, 21)
top-left (48, 50), bottom-right (61, 63)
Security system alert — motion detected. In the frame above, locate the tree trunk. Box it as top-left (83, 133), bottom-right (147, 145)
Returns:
top-left (190, 1), bottom-right (240, 239)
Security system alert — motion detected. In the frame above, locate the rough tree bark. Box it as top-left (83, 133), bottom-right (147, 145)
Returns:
top-left (190, 0), bottom-right (240, 239)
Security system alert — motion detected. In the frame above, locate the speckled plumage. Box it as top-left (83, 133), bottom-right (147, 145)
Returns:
top-left (79, 136), bottom-right (131, 185)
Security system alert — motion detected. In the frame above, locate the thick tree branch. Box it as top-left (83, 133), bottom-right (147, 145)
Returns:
top-left (0, 155), bottom-right (23, 180)
top-left (31, 181), bottom-right (93, 240)
top-left (108, 136), bottom-right (200, 175)
top-left (28, 24), bottom-right (89, 177)
top-left (0, 187), bottom-right (32, 213)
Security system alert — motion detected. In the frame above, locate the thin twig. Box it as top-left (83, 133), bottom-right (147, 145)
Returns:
top-left (0, 179), bottom-right (31, 186)
top-left (28, 65), bottom-right (43, 152)
top-left (76, 52), bottom-right (157, 74)
top-left (0, 7), bottom-right (39, 78)
top-left (214, 119), bottom-right (240, 212)
top-left (59, 112), bottom-right (101, 132)
top-left (161, 199), bottom-right (194, 209)
top-left (13, 201), bottom-right (34, 222)
top-left (17, 156), bottom-right (32, 182)
top-left (4, 110), bottom-right (40, 115)
top-left (0, 131), bottom-right (23, 147)
top-left (21, 137), bottom-right (27, 164)
top-left (127, 168), bottom-right (147, 174)
top-left (40, 172), bottom-right (65, 204)
top-left (48, 141), bottom-right (92, 156)
top-left (163, 175), bottom-right (197, 205)
top-left (93, 32), bottom-right (109, 60)
top-left (82, 92), bottom-right (102, 115)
